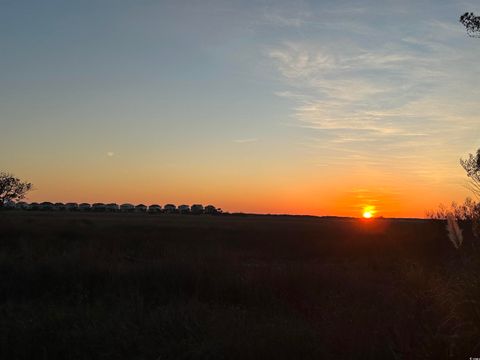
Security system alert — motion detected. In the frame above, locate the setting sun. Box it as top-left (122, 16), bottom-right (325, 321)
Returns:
top-left (363, 211), bottom-right (373, 218)
top-left (362, 206), bottom-right (376, 219)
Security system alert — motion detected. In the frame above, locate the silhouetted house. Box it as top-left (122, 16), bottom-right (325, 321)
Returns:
top-left (54, 203), bottom-right (66, 211)
top-left (204, 205), bottom-right (219, 215)
top-left (65, 203), bottom-right (79, 211)
top-left (135, 204), bottom-right (147, 212)
top-left (30, 202), bottom-right (40, 210)
top-left (40, 202), bottom-right (55, 211)
top-left (148, 204), bottom-right (162, 213)
top-left (92, 203), bottom-right (106, 212)
top-left (106, 203), bottom-right (119, 212)
top-left (163, 204), bottom-right (176, 213)
top-left (178, 205), bottom-right (190, 214)
top-left (15, 202), bottom-right (30, 210)
top-left (191, 204), bottom-right (204, 214)
top-left (120, 203), bottom-right (134, 212)
top-left (79, 203), bottom-right (91, 211)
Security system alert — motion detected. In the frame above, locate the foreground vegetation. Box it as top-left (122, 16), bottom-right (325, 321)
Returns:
top-left (1, 212), bottom-right (479, 359)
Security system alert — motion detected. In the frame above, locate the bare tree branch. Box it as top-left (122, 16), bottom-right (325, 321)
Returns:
top-left (0, 172), bottom-right (33, 207)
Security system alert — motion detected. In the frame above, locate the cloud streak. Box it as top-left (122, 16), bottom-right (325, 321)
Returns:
top-left (233, 138), bottom-right (259, 144)
top-left (266, 6), bottom-right (480, 186)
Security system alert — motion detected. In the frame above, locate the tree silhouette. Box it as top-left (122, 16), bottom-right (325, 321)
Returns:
top-left (460, 149), bottom-right (480, 198)
top-left (460, 12), bottom-right (480, 37)
top-left (0, 172), bottom-right (33, 207)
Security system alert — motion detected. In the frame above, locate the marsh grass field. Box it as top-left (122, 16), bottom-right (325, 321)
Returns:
top-left (1, 211), bottom-right (480, 359)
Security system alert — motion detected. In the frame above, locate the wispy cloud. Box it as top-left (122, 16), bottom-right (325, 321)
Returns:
top-left (262, 12), bottom-right (309, 27)
top-left (258, 1), bottom-right (311, 28)
top-left (233, 138), bottom-right (259, 144)
top-left (266, 6), bottom-right (480, 185)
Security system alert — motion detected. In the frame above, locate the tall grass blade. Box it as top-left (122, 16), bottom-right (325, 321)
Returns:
top-left (446, 213), bottom-right (463, 249)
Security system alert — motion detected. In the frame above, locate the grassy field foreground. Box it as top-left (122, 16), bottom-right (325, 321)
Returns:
top-left (1, 212), bottom-right (480, 359)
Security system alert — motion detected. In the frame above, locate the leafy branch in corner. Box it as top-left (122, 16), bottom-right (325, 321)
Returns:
top-left (460, 12), bottom-right (480, 37)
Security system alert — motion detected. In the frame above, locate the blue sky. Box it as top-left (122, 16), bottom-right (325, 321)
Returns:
top-left (1, 0), bottom-right (480, 216)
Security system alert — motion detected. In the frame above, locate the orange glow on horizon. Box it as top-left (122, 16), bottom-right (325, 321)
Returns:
top-left (20, 168), bottom-right (471, 219)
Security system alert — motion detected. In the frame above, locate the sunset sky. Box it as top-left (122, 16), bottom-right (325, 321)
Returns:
top-left (2, 0), bottom-right (480, 217)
